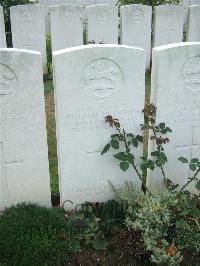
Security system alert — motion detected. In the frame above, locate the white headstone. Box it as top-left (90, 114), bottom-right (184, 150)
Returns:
top-left (86, 5), bottom-right (118, 44)
top-left (10, 5), bottom-right (47, 73)
top-left (180, 0), bottom-right (191, 23)
top-left (83, 0), bottom-right (117, 4)
top-left (180, 0), bottom-right (200, 23)
top-left (53, 44), bottom-right (146, 208)
top-left (39, 0), bottom-right (117, 33)
top-left (50, 5), bottom-right (83, 51)
top-left (148, 43), bottom-right (200, 192)
top-left (40, 0), bottom-right (117, 5)
top-left (0, 49), bottom-right (51, 210)
top-left (153, 5), bottom-right (184, 47)
top-left (120, 4), bottom-right (152, 69)
top-left (186, 5), bottom-right (200, 42)
top-left (0, 6), bottom-right (6, 48)
top-left (190, 0), bottom-right (200, 5)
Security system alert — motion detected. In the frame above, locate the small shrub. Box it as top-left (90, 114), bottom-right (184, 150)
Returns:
top-left (65, 202), bottom-right (108, 251)
top-left (102, 104), bottom-right (200, 264)
top-left (81, 200), bottom-right (125, 232)
top-left (113, 183), bottom-right (200, 264)
top-left (0, 203), bottom-right (72, 265)
top-left (117, 0), bottom-right (180, 7)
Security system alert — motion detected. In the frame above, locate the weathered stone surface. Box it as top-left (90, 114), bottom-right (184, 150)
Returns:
top-left (0, 49), bottom-right (51, 210)
top-left (53, 44), bottom-right (145, 208)
top-left (180, 0), bottom-right (191, 23)
top-left (186, 5), bottom-right (200, 42)
top-left (148, 43), bottom-right (200, 193)
top-left (153, 5), bottom-right (184, 47)
top-left (10, 5), bottom-right (47, 73)
top-left (50, 5), bottom-right (83, 51)
top-left (0, 6), bottom-right (6, 48)
top-left (39, 0), bottom-right (117, 33)
top-left (85, 5), bottom-right (118, 44)
top-left (120, 4), bottom-right (152, 69)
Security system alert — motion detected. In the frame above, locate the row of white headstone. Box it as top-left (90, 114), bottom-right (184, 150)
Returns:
top-left (0, 4), bottom-right (200, 72)
top-left (0, 42), bottom-right (199, 211)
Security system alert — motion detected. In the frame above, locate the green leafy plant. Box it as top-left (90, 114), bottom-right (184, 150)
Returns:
top-left (0, 203), bottom-right (73, 265)
top-left (113, 182), bottom-right (200, 264)
top-left (102, 104), bottom-right (172, 193)
top-left (81, 200), bottom-right (125, 232)
top-left (102, 103), bottom-right (200, 194)
top-left (117, 0), bottom-right (180, 7)
top-left (102, 104), bottom-right (200, 264)
top-left (65, 202), bottom-right (108, 251)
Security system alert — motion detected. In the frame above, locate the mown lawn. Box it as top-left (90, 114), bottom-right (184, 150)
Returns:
top-left (44, 72), bottom-right (151, 196)
top-left (44, 80), bottom-right (59, 195)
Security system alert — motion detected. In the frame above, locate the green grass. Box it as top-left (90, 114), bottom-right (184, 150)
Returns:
top-left (44, 72), bottom-right (151, 196)
top-left (0, 203), bottom-right (71, 265)
top-left (44, 80), bottom-right (59, 195)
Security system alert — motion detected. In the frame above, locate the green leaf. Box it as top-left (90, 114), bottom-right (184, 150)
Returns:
top-left (120, 161), bottom-right (129, 172)
top-left (110, 139), bottom-right (119, 149)
top-left (156, 152), bottom-right (167, 166)
top-left (111, 134), bottom-right (119, 139)
top-left (113, 152), bottom-right (125, 161)
top-left (191, 158), bottom-right (199, 163)
top-left (159, 122), bottom-right (165, 129)
top-left (181, 209), bottom-right (188, 216)
top-left (160, 129), bottom-right (168, 134)
top-left (132, 138), bottom-right (138, 148)
top-left (178, 157), bottom-right (188, 163)
top-left (69, 239), bottom-right (81, 252)
top-left (140, 164), bottom-right (146, 171)
top-left (93, 234), bottom-right (107, 251)
top-left (189, 163), bottom-right (196, 171)
top-left (136, 135), bottom-right (143, 143)
top-left (151, 151), bottom-right (160, 157)
top-left (101, 143), bottom-right (110, 155)
top-left (195, 181), bottom-right (200, 191)
top-left (166, 127), bottom-right (172, 133)
top-left (176, 220), bottom-right (186, 229)
top-left (146, 160), bottom-right (155, 170)
top-left (126, 153), bottom-right (134, 163)
top-left (127, 133), bottom-right (134, 138)
top-left (127, 140), bottom-right (132, 146)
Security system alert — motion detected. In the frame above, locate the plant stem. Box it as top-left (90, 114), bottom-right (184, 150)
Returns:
top-left (151, 126), bottom-right (167, 183)
top-left (115, 124), bottom-right (150, 194)
top-left (130, 162), bottom-right (151, 194)
top-left (179, 167), bottom-right (200, 193)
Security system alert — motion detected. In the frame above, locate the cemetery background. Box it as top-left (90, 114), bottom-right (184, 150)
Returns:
top-left (0, 0), bottom-right (200, 265)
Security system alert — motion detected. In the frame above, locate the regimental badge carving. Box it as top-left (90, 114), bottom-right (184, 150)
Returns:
top-left (182, 56), bottom-right (200, 91)
top-left (22, 9), bottom-right (35, 23)
top-left (83, 58), bottom-right (122, 102)
top-left (0, 64), bottom-right (18, 104)
top-left (96, 10), bottom-right (110, 22)
top-left (130, 8), bottom-right (144, 21)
